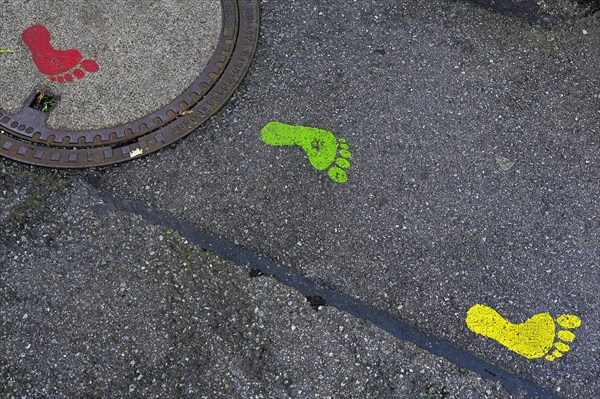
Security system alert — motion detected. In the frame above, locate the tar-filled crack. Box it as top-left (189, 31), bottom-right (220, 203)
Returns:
top-left (85, 172), bottom-right (565, 399)
top-left (484, 368), bottom-right (498, 377)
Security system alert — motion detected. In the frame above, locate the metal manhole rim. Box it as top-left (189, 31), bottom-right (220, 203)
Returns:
top-left (0, 0), bottom-right (259, 168)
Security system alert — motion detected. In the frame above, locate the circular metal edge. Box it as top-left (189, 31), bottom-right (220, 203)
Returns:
top-left (0, 0), bottom-right (260, 168)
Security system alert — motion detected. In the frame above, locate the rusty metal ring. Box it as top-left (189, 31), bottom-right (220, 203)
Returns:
top-left (0, 0), bottom-right (259, 168)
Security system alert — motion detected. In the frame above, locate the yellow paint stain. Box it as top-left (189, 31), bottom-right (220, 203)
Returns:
top-left (0, 49), bottom-right (14, 53)
top-left (466, 304), bottom-right (581, 362)
top-left (557, 330), bottom-right (576, 342)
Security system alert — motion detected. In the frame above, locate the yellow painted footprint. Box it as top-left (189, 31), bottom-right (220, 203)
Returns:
top-left (466, 304), bottom-right (581, 361)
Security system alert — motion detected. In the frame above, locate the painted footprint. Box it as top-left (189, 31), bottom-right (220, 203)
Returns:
top-left (466, 304), bottom-right (581, 361)
top-left (261, 122), bottom-right (352, 183)
top-left (22, 24), bottom-right (99, 83)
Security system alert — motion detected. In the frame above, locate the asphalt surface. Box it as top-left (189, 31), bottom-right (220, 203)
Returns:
top-left (2, 0), bottom-right (600, 398)
top-left (1, 167), bottom-right (510, 398)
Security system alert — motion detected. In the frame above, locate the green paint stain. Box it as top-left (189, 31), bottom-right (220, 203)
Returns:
top-left (0, 49), bottom-right (14, 53)
top-left (261, 121), bottom-right (352, 183)
top-left (336, 158), bottom-right (350, 169)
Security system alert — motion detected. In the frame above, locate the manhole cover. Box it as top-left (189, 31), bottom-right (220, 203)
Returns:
top-left (0, 0), bottom-right (259, 168)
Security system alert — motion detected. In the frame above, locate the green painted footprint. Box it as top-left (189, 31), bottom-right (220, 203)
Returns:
top-left (261, 122), bottom-right (352, 183)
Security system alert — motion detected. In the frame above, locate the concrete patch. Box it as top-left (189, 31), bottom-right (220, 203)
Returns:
top-left (0, 0), bottom-right (221, 130)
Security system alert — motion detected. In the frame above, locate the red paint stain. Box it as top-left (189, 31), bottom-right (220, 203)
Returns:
top-left (22, 24), bottom-right (99, 83)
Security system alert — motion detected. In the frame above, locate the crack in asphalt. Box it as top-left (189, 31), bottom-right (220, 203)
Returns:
top-left (86, 172), bottom-right (564, 399)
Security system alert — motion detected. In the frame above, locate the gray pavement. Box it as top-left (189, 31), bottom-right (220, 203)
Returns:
top-left (0, 0), bottom-right (221, 129)
top-left (2, 0), bottom-right (600, 398)
top-left (1, 166), bottom-right (509, 398)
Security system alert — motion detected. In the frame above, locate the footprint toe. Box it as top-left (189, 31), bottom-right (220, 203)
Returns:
top-left (336, 158), bottom-right (351, 169)
top-left (557, 315), bottom-right (581, 329)
top-left (554, 342), bottom-right (571, 352)
top-left (340, 149), bottom-right (352, 158)
top-left (543, 315), bottom-right (580, 361)
top-left (73, 68), bottom-right (85, 79)
top-left (81, 59), bottom-right (99, 73)
top-left (558, 330), bottom-right (576, 342)
top-left (546, 350), bottom-right (564, 361)
top-left (328, 166), bottom-right (348, 183)
top-left (51, 62), bottom-right (97, 83)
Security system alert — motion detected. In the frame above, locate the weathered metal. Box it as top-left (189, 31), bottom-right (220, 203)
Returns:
top-left (0, 0), bottom-right (259, 168)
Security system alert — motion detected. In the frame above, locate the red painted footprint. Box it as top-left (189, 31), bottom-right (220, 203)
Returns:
top-left (22, 24), bottom-right (99, 83)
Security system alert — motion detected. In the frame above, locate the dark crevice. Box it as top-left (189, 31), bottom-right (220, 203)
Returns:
top-left (85, 172), bottom-right (565, 399)
top-left (484, 368), bottom-right (498, 377)
top-left (29, 90), bottom-right (58, 113)
top-left (249, 268), bottom-right (265, 278)
top-left (306, 295), bottom-right (327, 311)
